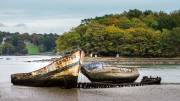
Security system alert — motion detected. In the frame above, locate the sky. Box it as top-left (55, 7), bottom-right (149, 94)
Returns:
top-left (0, 0), bottom-right (179, 34)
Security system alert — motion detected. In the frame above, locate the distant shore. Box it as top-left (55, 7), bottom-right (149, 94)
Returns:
top-left (84, 57), bottom-right (180, 65)
top-left (25, 56), bottom-right (180, 65)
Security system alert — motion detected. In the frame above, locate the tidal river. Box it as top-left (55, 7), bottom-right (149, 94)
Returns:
top-left (0, 56), bottom-right (180, 101)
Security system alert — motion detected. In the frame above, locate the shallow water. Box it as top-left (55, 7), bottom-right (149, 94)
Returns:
top-left (138, 65), bottom-right (180, 83)
top-left (0, 56), bottom-right (180, 101)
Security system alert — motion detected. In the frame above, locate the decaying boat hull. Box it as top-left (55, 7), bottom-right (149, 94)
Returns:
top-left (11, 50), bottom-right (85, 88)
top-left (82, 72), bottom-right (139, 83)
top-left (86, 76), bottom-right (139, 83)
top-left (11, 73), bottom-right (78, 87)
top-left (81, 62), bottom-right (139, 83)
top-left (140, 76), bottom-right (161, 84)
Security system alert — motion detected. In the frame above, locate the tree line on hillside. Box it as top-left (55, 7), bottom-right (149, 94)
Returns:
top-left (0, 32), bottom-right (58, 55)
top-left (56, 9), bottom-right (180, 57)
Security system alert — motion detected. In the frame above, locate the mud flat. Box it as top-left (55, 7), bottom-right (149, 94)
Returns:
top-left (79, 85), bottom-right (180, 101)
top-left (0, 82), bottom-right (180, 101)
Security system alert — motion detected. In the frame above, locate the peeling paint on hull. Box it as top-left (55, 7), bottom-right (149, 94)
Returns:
top-left (11, 50), bottom-right (85, 88)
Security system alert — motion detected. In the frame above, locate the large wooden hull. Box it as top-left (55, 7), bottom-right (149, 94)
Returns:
top-left (81, 62), bottom-right (139, 83)
top-left (11, 50), bottom-right (85, 88)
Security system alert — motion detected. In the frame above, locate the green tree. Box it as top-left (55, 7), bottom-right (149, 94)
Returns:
top-left (0, 43), bottom-right (15, 55)
top-left (56, 9), bottom-right (180, 57)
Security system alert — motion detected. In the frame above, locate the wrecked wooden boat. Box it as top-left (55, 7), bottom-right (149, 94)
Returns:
top-left (11, 50), bottom-right (85, 88)
top-left (81, 62), bottom-right (139, 83)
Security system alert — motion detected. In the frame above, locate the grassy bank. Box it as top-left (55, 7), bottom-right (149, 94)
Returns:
top-left (26, 43), bottom-right (39, 55)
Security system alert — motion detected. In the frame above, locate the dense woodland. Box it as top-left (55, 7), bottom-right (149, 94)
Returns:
top-left (56, 9), bottom-right (180, 57)
top-left (0, 32), bottom-right (58, 55)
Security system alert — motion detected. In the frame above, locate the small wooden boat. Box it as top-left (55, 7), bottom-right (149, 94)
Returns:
top-left (11, 50), bottom-right (85, 88)
top-left (140, 76), bottom-right (161, 84)
top-left (81, 62), bottom-right (139, 83)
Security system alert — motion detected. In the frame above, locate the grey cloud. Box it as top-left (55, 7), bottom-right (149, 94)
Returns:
top-left (0, 0), bottom-right (179, 33)
top-left (0, 23), bottom-right (6, 27)
top-left (14, 23), bottom-right (27, 27)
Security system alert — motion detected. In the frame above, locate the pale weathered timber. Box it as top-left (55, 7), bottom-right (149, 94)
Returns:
top-left (11, 50), bottom-right (85, 88)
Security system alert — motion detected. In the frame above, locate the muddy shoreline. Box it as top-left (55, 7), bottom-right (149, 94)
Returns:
top-left (1, 56), bottom-right (180, 101)
top-left (1, 83), bottom-right (180, 101)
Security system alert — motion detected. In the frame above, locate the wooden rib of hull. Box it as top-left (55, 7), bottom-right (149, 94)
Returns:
top-left (11, 50), bottom-right (85, 88)
top-left (81, 63), bottom-right (139, 83)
